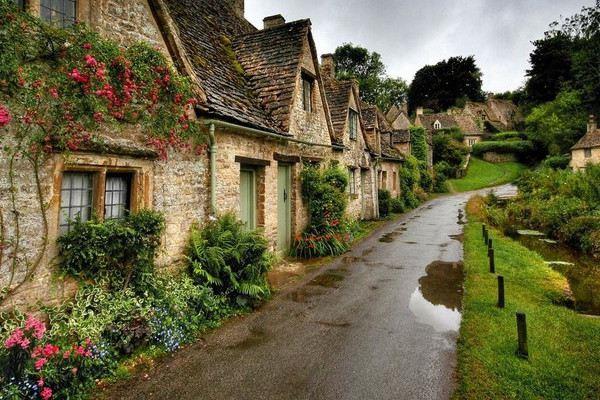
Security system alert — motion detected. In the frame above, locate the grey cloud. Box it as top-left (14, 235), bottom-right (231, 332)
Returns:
top-left (245, 0), bottom-right (593, 92)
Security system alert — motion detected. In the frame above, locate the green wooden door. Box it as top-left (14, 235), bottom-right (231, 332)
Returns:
top-left (360, 170), bottom-right (367, 219)
top-left (240, 168), bottom-right (256, 230)
top-left (277, 164), bottom-right (292, 251)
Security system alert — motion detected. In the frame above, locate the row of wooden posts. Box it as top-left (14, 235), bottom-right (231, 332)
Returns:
top-left (482, 224), bottom-right (529, 360)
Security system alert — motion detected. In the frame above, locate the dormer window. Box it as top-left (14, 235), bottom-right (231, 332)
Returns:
top-left (433, 120), bottom-right (442, 130)
top-left (349, 109), bottom-right (359, 140)
top-left (41, 0), bottom-right (77, 28)
top-left (301, 73), bottom-right (314, 113)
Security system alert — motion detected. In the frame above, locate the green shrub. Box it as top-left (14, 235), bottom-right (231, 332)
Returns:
top-left (409, 126), bottom-right (429, 164)
top-left (293, 164), bottom-right (354, 258)
top-left (558, 216), bottom-right (600, 254)
top-left (432, 132), bottom-right (468, 174)
top-left (542, 154), bottom-right (571, 170)
top-left (378, 189), bottom-right (391, 217)
top-left (471, 140), bottom-right (535, 162)
top-left (418, 162), bottom-right (434, 192)
top-left (492, 131), bottom-right (528, 141)
top-left (390, 197), bottom-right (406, 214)
top-left (186, 214), bottom-right (272, 307)
top-left (57, 211), bottom-right (165, 290)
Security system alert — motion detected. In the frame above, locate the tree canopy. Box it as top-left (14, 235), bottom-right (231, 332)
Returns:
top-left (407, 56), bottom-right (485, 113)
top-left (333, 43), bottom-right (407, 112)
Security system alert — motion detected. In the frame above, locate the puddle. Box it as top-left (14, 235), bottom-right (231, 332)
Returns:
top-left (315, 320), bottom-right (351, 328)
top-left (409, 261), bottom-right (464, 333)
top-left (228, 326), bottom-right (268, 349)
top-left (342, 256), bottom-right (362, 264)
top-left (309, 270), bottom-right (346, 288)
top-left (449, 233), bottom-right (464, 243)
top-left (379, 231), bottom-right (401, 243)
top-left (286, 286), bottom-right (327, 303)
top-left (516, 234), bottom-right (600, 315)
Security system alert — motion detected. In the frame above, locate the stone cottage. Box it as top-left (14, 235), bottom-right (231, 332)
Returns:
top-left (414, 108), bottom-right (484, 148)
top-left (320, 55), bottom-right (378, 220)
top-left (571, 115), bottom-right (600, 170)
top-left (462, 99), bottom-right (523, 132)
top-left (361, 103), bottom-right (405, 199)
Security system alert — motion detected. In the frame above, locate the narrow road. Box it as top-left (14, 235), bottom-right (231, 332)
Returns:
top-left (103, 188), bottom-right (513, 400)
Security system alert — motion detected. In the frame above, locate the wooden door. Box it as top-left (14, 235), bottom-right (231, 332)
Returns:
top-left (240, 168), bottom-right (257, 230)
top-left (277, 164), bottom-right (292, 252)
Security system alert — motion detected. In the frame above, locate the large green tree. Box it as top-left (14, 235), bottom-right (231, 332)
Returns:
top-left (407, 56), bottom-right (485, 113)
top-left (333, 44), bottom-right (407, 111)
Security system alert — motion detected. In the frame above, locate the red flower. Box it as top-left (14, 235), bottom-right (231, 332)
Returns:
top-left (34, 357), bottom-right (48, 370)
top-left (42, 344), bottom-right (60, 357)
top-left (67, 68), bottom-right (90, 84)
top-left (40, 386), bottom-right (53, 400)
top-left (49, 87), bottom-right (59, 99)
top-left (93, 112), bottom-right (104, 123)
top-left (0, 105), bottom-right (11, 127)
top-left (84, 54), bottom-right (98, 68)
top-left (83, 43), bottom-right (92, 50)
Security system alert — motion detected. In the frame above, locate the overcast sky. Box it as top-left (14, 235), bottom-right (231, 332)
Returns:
top-left (245, 0), bottom-right (593, 93)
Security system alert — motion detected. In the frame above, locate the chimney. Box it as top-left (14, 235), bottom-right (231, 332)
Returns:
top-left (230, 0), bottom-right (244, 18)
top-left (416, 107), bottom-right (424, 116)
top-left (588, 115), bottom-right (597, 133)
top-left (401, 102), bottom-right (408, 115)
top-left (263, 14), bottom-right (286, 29)
top-left (320, 54), bottom-right (335, 80)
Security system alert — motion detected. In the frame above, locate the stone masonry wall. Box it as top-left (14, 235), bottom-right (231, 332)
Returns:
top-left (570, 147), bottom-right (600, 171)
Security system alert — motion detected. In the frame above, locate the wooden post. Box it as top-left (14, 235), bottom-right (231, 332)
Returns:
top-left (488, 238), bottom-right (493, 252)
top-left (497, 275), bottom-right (505, 308)
top-left (483, 226), bottom-right (488, 245)
top-left (489, 248), bottom-right (496, 273)
top-left (516, 312), bottom-right (529, 359)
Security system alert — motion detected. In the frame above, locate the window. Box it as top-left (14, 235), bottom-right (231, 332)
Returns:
top-left (104, 174), bottom-right (131, 220)
top-left (433, 120), bottom-right (442, 130)
top-left (381, 171), bottom-right (388, 190)
top-left (40, 0), bottom-right (76, 28)
top-left (349, 109), bottom-right (359, 140)
top-left (59, 172), bottom-right (94, 233)
top-left (348, 168), bottom-right (357, 195)
top-left (584, 148), bottom-right (592, 158)
top-left (302, 75), bottom-right (313, 113)
top-left (59, 169), bottom-right (136, 233)
top-left (393, 172), bottom-right (398, 191)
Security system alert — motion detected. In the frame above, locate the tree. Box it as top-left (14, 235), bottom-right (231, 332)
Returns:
top-left (525, 33), bottom-right (575, 105)
top-left (408, 56), bottom-right (485, 113)
top-left (333, 43), bottom-right (407, 111)
top-left (525, 90), bottom-right (587, 155)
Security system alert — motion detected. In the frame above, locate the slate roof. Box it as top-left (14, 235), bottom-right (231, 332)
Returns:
top-left (322, 77), bottom-right (355, 145)
top-left (418, 114), bottom-right (458, 131)
top-left (161, 0), bottom-right (317, 135)
top-left (392, 130), bottom-right (411, 144)
top-left (572, 128), bottom-right (600, 150)
top-left (360, 102), bottom-right (378, 131)
top-left (233, 20), bottom-right (311, 133)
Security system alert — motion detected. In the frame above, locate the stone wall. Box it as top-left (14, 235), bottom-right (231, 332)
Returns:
top-left (379, 161), bottom-right (401, 199)
top-left (570, 148), bottom-right (600, 170)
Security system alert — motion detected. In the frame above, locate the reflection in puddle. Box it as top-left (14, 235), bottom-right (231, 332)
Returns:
top-left (409, 261), bottom-right (464, 332)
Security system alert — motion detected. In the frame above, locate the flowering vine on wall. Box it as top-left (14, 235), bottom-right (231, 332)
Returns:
top-left (0, 0), bottom-right (206, 303)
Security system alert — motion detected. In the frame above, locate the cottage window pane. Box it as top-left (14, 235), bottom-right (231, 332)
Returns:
top-left (40, 0), bottom-right (76, 28)
top-left (349, 110), bottom-right (359, 140)
top-left (302, 77), bottom-right (313, 113)
top-left (59, 172), bottom-right (93, 234)
top-left (105, 174), bottom-right (131, 220)
top-left (584, 148), bottom-right (592, 158)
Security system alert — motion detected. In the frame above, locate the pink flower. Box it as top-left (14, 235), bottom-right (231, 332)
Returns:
top-left (84, 54), bottom-right (98, 68)
top-left (82, 43), bottom-right (92, 50)
top-left (40, 386), bottom-right (53, 400)
top-left (25, 315), bottom-right (46, 340)
top-left (63, 350), bottom-right (71, 359)
top-left (42, 344), bottom-right (60, 357)
top-left (93, 112), bottom-right (104, 123)
top-left (49, 87), bottom-right (59, 99)
top-left (67, 68), bottom-right (90, 84)
top-left (34, 357), bottom-right (48, 370)
top-left (4, 328), bottom-right (26, 349)
top-left (0, 104), bottom-right (11, 128)
top-left (37, 377), bottom-right (45, 387)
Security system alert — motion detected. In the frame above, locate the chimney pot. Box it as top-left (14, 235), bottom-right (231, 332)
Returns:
top-left (588, 115), bottom-right (597, 133)
top-left (263, 15), bottom-right (286, 29)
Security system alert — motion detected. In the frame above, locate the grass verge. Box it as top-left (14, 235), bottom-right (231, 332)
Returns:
top-left (447, 157), bottom-right (526, 193)
top-left (454, 197), bottom-right (600, 399)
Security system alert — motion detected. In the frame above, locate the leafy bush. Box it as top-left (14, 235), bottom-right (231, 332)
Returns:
top-left (558, 216), bottom-right (600, 255)
top-left (542, 154), bottom-right (571, 169)
top-left (492, 132), bottom-right (528, 141)
top-left (186, 214), bottom-right (272, 306)
top-left (432, 132), bottom-right (468, 175)
top-left (57, 211), bottom-right (165, 290)
top-left (293, 164), bottom-right (354, 258)
top-left (399, 155), bottom-right (423, 209)
top-left (390, 197), bottom-right (406, 214)
top-left (418, 162), bottom-right (434, 192)
top-left (471, 140), bottom-right (535, 162)
top-left (378, 189), bottom-right (391, 217)
top-left (409, 126), bottom-right (429, 164)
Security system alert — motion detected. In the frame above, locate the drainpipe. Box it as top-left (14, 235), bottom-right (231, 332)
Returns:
top-left (208, 122), bottom-right (217, 216)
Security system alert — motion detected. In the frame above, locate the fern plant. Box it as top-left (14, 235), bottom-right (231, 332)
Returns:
top-left (185, 214), bottom-right (272, 307)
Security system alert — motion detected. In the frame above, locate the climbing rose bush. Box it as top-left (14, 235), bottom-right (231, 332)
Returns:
top-left (0, 0), bottom-right (205, 160)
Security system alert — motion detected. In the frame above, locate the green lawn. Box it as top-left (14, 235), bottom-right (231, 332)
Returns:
top-left (455, 199), bottom-right (600, 400)
top-left (447, 157), bottom-right (526, 193)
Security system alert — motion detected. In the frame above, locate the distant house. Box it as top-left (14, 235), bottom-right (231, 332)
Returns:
top-left (571, 115), bottom-right (600, 170)
top-left (321, 55), bottom-right (378, 220)
top-left (462, 99), bottom-right (523, 132)
top-left (361, 102), bottom-right (404, 199)
top-left (414, 108), bottom-right (484, 148)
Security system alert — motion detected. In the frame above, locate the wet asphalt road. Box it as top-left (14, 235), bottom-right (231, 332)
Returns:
top-left (103, 188), bottom-right (513, 400)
